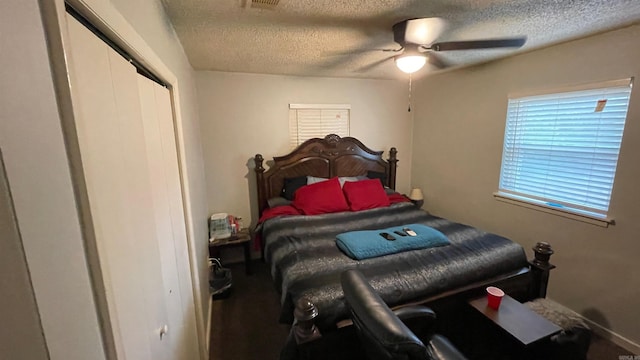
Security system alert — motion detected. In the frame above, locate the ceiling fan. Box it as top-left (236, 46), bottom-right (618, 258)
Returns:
top-left (383, 18), bottom-right (527, 73)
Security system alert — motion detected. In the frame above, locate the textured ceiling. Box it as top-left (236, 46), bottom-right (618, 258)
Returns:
top-left (161, 0), bottom-right (640, 80)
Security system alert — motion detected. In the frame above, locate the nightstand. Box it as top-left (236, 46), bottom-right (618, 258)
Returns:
top-left (209, 228), bottom-right (252, 275)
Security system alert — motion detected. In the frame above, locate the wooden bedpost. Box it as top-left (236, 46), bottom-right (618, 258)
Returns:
top-left (529, 242), bottom-right (556, 299)
top-left (254, 154), bottom-right (267, 216)
top-left (279, 297), bottom-right (322, 359)
top-left (388, 147), bottom-right (398, 190)
top-left (292, 297), bottom-right (321, 344)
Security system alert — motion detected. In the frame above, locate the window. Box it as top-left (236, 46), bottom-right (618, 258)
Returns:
top-left (496, 78), bottom-right (633, 223)
top-left (289, 104), bottom-right (350, 148)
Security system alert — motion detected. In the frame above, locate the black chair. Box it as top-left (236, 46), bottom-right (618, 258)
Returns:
top-left (341, 269), bottom-right (468, 360)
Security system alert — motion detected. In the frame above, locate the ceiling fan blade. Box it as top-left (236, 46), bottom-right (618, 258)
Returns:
top-left (431, 37), bottom-right (526, 51)
top-left (393, 17), bottom-right (447, 46)
top-left (356, 55), bottom-right (394, 73)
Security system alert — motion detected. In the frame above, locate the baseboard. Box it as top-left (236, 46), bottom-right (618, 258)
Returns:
top-left (206, 295), bottom-right (212, 354)
top-left (546, 298), bottom-right (640, 354)
top-left (584, 317), bottom-right (640, 355)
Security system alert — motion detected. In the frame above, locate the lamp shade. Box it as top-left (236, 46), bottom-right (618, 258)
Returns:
top-left (395, 55), bottom-right (426, 74)
top-left (409, 188), bottom-right (424, 201)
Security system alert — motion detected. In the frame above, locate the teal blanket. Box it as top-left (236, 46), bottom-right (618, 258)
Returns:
top-left (336, 224), bottom-right (450, 260)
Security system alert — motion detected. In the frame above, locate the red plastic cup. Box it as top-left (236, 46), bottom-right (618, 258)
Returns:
top-left (486, 286), bottom-right (505, 310)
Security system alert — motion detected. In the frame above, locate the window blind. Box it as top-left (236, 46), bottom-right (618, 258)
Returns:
top-left (289, 104), bottom-right (350, 148)
top-left (498, 79), bottom-right (632, 219)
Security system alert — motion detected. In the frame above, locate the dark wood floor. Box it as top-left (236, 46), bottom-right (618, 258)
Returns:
top-left (210, 261), bottom-right (634, 360)
top-left (209, 260), bottom-right (290, 360)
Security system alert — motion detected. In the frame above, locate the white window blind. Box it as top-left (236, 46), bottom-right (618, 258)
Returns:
top-left (289, 104), bottom-right (350, 148)
top-left (498, 79), bottom-right (632, 219)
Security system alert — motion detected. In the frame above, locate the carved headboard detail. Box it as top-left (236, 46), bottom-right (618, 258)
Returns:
top-left (254, 134), bottom-right (397, 216)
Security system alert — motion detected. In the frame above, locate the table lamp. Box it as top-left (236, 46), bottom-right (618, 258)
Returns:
top-left (409, 188), bottom-right (424, 208)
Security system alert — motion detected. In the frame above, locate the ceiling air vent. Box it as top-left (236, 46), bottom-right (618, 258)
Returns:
top-left (251, 0), bottom-right (280, 10)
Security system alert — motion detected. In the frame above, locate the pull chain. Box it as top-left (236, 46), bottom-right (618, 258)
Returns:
top-left (408, 73), bottom-right (412, 112)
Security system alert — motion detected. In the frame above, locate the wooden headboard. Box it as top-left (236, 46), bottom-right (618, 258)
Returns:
top-left (254, 134), bottom-right (397, 216)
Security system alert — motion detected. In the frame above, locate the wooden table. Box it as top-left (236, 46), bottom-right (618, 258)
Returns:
top-left (468, 294), bottom-right (561, 346)
top-left (209, 228), bottom-right (252, 275)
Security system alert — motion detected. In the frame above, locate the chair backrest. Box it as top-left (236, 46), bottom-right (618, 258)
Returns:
top-left (341, 269), bottom-right (428, 360)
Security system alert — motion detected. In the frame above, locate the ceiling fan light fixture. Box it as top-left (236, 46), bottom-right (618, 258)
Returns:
top-left (395, 54), bottom-right (426, 74)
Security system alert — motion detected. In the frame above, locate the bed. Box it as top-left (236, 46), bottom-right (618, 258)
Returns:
top-left (253, 134), bottom-right (555, 351)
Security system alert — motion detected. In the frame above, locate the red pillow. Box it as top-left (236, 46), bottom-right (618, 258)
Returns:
top-left (292, 177), bottom-right (350, 215)
top-left (342, 179), bottom-right (390, 211)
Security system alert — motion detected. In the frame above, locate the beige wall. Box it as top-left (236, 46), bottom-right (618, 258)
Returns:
top-left (412, 25), bottom-right (640, 348)
top-left (0, 153), bottom-right (49, 359)
top-left (196, 71), bottom-right (413, 227)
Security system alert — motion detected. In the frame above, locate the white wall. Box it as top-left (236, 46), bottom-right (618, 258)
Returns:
top-left (0, 0), bottom-right (106, 358)
top-left (412, 25), bottom-right (640, 349)
top-left (196, 71), bottom-right (413, 228)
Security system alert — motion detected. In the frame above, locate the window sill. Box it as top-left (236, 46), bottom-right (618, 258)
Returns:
top-left (493, 192), bottom-right (613, 228)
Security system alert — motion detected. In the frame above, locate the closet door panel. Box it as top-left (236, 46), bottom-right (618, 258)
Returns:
top-left (138, 77), bottom-right (198, 359)
top-left (65, 16), bottom-right (151, 360)
top-left (153, 83), bottom-right (199, 354)
top-left (137, 77), bottom-right (182, 359)
top-left (108, 51), bottom-right (171, 360)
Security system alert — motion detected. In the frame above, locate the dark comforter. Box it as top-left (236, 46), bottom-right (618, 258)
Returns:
top-left (261, 202), bottom-right (527, 329)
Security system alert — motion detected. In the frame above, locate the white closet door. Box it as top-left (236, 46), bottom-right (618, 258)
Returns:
top-left (152, 80), bottom-right (198, 353)
top-left (65, 15), bottom-right (169, 360)
top-left (138, 76), bottom-right (199, 360)
top-left (110, 52), bottom-right (171, 360)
